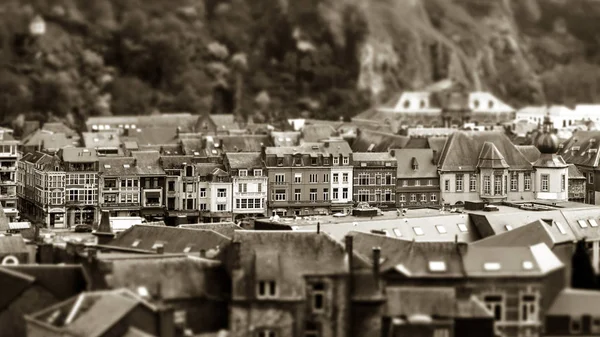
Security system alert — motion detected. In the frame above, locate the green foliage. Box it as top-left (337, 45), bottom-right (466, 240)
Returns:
top-left (109, 76), bottom-right (153, 115)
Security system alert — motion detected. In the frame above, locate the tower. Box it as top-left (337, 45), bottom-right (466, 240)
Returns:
top-left (533, 112), bottom-right (568, 201)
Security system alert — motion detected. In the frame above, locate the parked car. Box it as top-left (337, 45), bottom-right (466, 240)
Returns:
top-left (74, 224), bottom-right (93, 233)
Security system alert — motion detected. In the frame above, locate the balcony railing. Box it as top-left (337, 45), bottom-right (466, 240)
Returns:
top-left (0, 166), bottom-right (16, 171)
top-left (144, 202), bottom-right (162, 207)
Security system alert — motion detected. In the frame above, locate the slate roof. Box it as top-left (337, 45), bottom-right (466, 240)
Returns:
top-left (265, 142), bottom-right (328, 156)
top-left (105, 225), bottom-right (230, 256)
top-left (438, 131), bottom-right (532, 172)
top-left (105, 255), bottom-right (228, 301)
top-left (195, 163), bottom-right (225, 177)
top-left (231, 231), bottom-right (370, 300)
top-left (41, 122), bottom-right (79, 138)
top-left (178, 223), bottom-right (242, 238)
top-left (301, 124), bottom-right (337, 142)
top-left (351, 129), bottom-right (410, 152)
top-left (60, 148), bottom-right (98, 162)
top-left (477, 142), bottom-right (509, 169)
top-left (395, 149), bottom-right (438, 178)
top-left (516, 145), bottom-right (541, 164)
top-left (159, 155), bottom-right (194, 170)
top-left (471, 219), bottom-right (576, 248)
top-left (560, 208), bottom-right (600, 241)
top-left (568, 164), bottom-right (585, 179)
top-left (28, 289), bottom-right (145, 337)
top-left (353, 152), bottom-right (396, 162)
top-left (560, 131), bottom-right (600, 168)
top-left (99, 157), bottom-right (138, 175)
top-left (180, 138), bottom-right (203, 155)
top-left (324, 140), bottom-right (353, 156)
top-left (23, 131), bottom-right (74, 150)
top-left (87, 113), bottom-right (197, 131)
top-left (225, 152), bottom-right (263, 169)
top-left (122, 126), bottom-right (179, 146)
top-left (218, 135), bottom-right (272, 152)
top-left (547, 288), bottom-right (600, 316)
top-left (131, 151), bottom-right (165, 175)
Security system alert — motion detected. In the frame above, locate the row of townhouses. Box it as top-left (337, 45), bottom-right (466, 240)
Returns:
top-left (14, 119), bottom-right (579, 228)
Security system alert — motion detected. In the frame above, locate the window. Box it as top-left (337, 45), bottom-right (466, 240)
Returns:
top-left (392, 228), bottom-right (402, 237)
top-left (305, 322), bottom-right (320, 337)
top-left (430, 194), bottom-right (437, 202)
top-left (295, 173), bottom-right (302, 183)
top-left (578, 220), bottom-right (588, 228)
top-left (541, 174), bottom-right (549, 192)
top-left (510, 172), bottom-right (518, 191)
top-left (343, 157), bottom-right (349, 165)
top-left (358, 174), bottom-right (369, 185)
top-left (309, 174), bottom-right (318, 183)
top-left (323, 174), bottom-right (329, 183)
top-left (310, 282), bottom-right (326, 312)
top-left (258, 329), bottom-right (277, 337)
top-left (402, 180), bottom-right (408, 187)
top-left (484, 176), bottom-right (491, 195)
top-left (385, 174), bottom-right (393, 185)
top-left (277, 157), bottom-right (284, 166)
top-left (323, 157), bottom-right (329, 165)
top-left (333, 157), bottom-right (339, 165)
top-left (275, 174), bottom-right (285, 184)
top-left (520, 294), bottom-right (538, 322)
top-left (342, 188), bottom-right (348, 199)
top-left (429, 261), bottom-right (447, 272)
top-left (555, 221), bottom-right (567, 234)
top-left (494, 175), bottom-right (502, 195)
top-left (217, 204), bottom-right (226, 211)
top-left (385, 189), bottom-right (392, 202)
top-left (257, 280), bottom-right (277, 298)
top-left (254, 169), bottom-right (263, 176)
top-left (310, 189), bottom-right (317, 201)
top-left (483, 294), bottom-right (504, 321)
top-left (168, 181), bottom-right (175, 192)
top-left (590, 219), bottom-right (599, 227)
top-left (414, 180), bottom-right (420, 187)
top-left (200, 188), bottom-right (206, 198)
top-left (399, 194), bottom-right (406, 202)
top-left (342, 173), bottom-right (348, 183)
top-left (333, 173), bottom-right (339, 183)
top-left (590, 173), bottom-right (595, 184)
top-left (217, 188), bottom-right (226, 198)
top-left (524, 173), bottom-right (532, 191)
top-left (239, 183), bottom-right (248, 193)
top-left (332, 188), bottom-right (338, 200)
top-left (239, 169), bottom-right (248, 177)
top-left (413, 226), bottom-right (424, 235)
top-left (186, 183), bottom-right (194, 193)
top-left (435, 225), bottom-right (447, 234)
top-left (311, 157), bottom-right (317, 165)
top-left (410, 194), bottom-right (416, 202)
top-left (199, 203), bottom-right (207, 210)
top-left (571, 317), bottom-right (582, 334)
top-left (294, 189), bottom-right (301, 201)
top-left (275, 189), bottom-right (286, 201)
top-left (444, 180), bottom-right (450, 192)
top-left (258, 183), bottom-right (262, 193)
top-left (470, 174), bottom-right (477, 191)
top-left (457, 223), bottom-right (468, 232)
top-left (427, 179), bottom-right (432, 186)
top-left (561, 174), bottom-right (566, 191)
top-left (323, 188), bottom-right (329, 200)
top-left (484, 262), bottom-right (501, 271)
top-left (420, 194), bottom-right (427, 202)
top-left (456, 174), bottom-right (463, 191)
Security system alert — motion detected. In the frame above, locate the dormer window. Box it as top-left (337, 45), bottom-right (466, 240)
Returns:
top-left (522, 261), bottom-right (534, 270)
top-left (333, 157), bottom-right (339, 165)
top-left (590, 219), bottom-right (598, 227)
top-left (277, 158), bottom-right (284, 166)
top-left (254, 169), bottom-right (263, 176)
top-left (123, 164), bottom-right (130, 168)
top-left (411, 158), bottom-right (418, 171)
top-left (428, 261), bottom-right (446, 272)
top-left (342, 157), bottom-right (349, 165)
top-left (239, 169), bottom-right (248, 177)
top-left (310, 282), bottom-right (326, 313)
top-left (311, 157), bottom-right (317, 166)
top-left (257, 280), bottom-right (277, 298)
top-left (186, 166), bottom-right (193, 177)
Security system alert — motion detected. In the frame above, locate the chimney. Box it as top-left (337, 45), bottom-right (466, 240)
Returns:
top-left (260, 143), bottom-right (266, 158)
top-left (432, 150), bottom-right (438, 164)
top-left (317, 222), bottom-right (320, 234)
top-left (93, 210), bottom-right (115, 245)
top-left (158, 306), bottom-right (176, 337)
top-left (232, 241), bottom-right (241, 269)
top-left (324, 141), bottom-right (330, 148)
top-left (389, 149), bottom-right (395, 157)
top-left (200, 249), bottom-right (206, 258)
top-left (372, 247), bottom-right (381, 277)
top-left (34, 224), bottom-right (40, 242)
top-left (219, 138), bottom-right (224, 149)
top-left (345, 235), bottom-right (354, 295)
top-left (456, 240), bottom-right (468, 256)
top-left (156, 244), bottom-right (164, 254)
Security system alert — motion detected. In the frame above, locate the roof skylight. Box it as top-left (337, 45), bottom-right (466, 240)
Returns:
top-left (523, 261), bottom-right (534, 270)
top-left (555, 221), bottom-right (567, 235)
top-left (590, 219), bottom-right (599, 228)
top-left (457, 223), bottom-right (468, 232)
top-left (483, 262), bottom-right (501, 271)
top-left (505, 225), bottom-right (513, 231)
top-left (123, 164), bottom-right (130, 168)
top-left (413, 226), bottom-right (424, 236)
top-left (137, 286), bottom-right (149, 297)
top-left (578, 220), bottom-right (588, 228)
top-left (435, 225), bottom-right (447, 234)
top-left (428, 261), bottom-right (447, 272)
top-left (392, 228), bottom-right (402, 237)
top-left (104, 165), bottom-right (111, 169)
top-left (131, 239), bottom-right (140, 247)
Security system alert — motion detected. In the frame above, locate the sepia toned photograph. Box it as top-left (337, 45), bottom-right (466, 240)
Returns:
top-left (1, 0), bottom-right (600, 336)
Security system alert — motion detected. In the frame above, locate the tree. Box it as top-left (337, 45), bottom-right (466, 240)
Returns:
top-left (32, 77), bottom-right (73, 117)
top-left (572, 239), bottom-right (597, 290)
top-left (0, 70), bottom-right (31, 123)
top-left (109, 77), bottom-right (154, 115)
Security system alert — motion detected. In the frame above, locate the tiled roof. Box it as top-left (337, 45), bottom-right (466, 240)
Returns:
top-left (195, 163), bottom-right (225, 177)
top-left (41, 122), bottom-right (79, 138)
top-left (232, 231), bottom-right (370, 300)
top-left (395, 149), bottom-right (438, 178)
top-left (225, 152), bottom-right (263, 169)
top-left (180, 138), bottom-right (203, 155)
top-left (82, 132), bottom-right (120, 149)
top-left (106, 225), bottom-right (230, 255)
top-left (568, 164), bottom-right (585, 179)
top-left (301, 124), bottom-right (337, 142)
top-left (271, 131), bottom-right (301, 147)
top-left (351, 129), bottom-right (409, 152)
top-left (131, 151), bottom-right (165, 175)
top-left (515, 145), bottom-right (541, 164)
top-left (0, 235), bottom-right (29, 254)
top-left (477, 142), bottom-right (509, 169)
top-left (353, 152), bottom-right (396, 162)
top-left (559, 131), bottom-right (600, 167)
top-left (438, 131), bottom-right (532, 172)
top-left (159, 155), bottom-right (194, 170)
top-left (307, 213), bottom-right (480, 243)
top-left (350, 232), bottom-right (464, 276)
top-left (178, 223), bottom-right (242, 238)
top-left (105, 255), bottom-right (228, 301)
top-left (218, 135), bottom-right (272, 152)
top-left (547, 288), bottom-right (600, 316)
top-left (471, 219), bottom-right (576, 248)
top-left (99, 157), bottom-right (137, 175)
top-left (324, 140), bottom-right (353, 156)
top-left (60, 148), bottom-right (98, 162)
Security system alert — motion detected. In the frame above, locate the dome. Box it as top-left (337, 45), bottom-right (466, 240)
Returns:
top-left (535, 132), bottom-right (559, 154)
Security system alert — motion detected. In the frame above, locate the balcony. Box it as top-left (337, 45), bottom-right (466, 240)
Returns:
top-left (0, 166), bottom-right (16, 171)
top-left (102, 187), bottom-right (119, 192)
